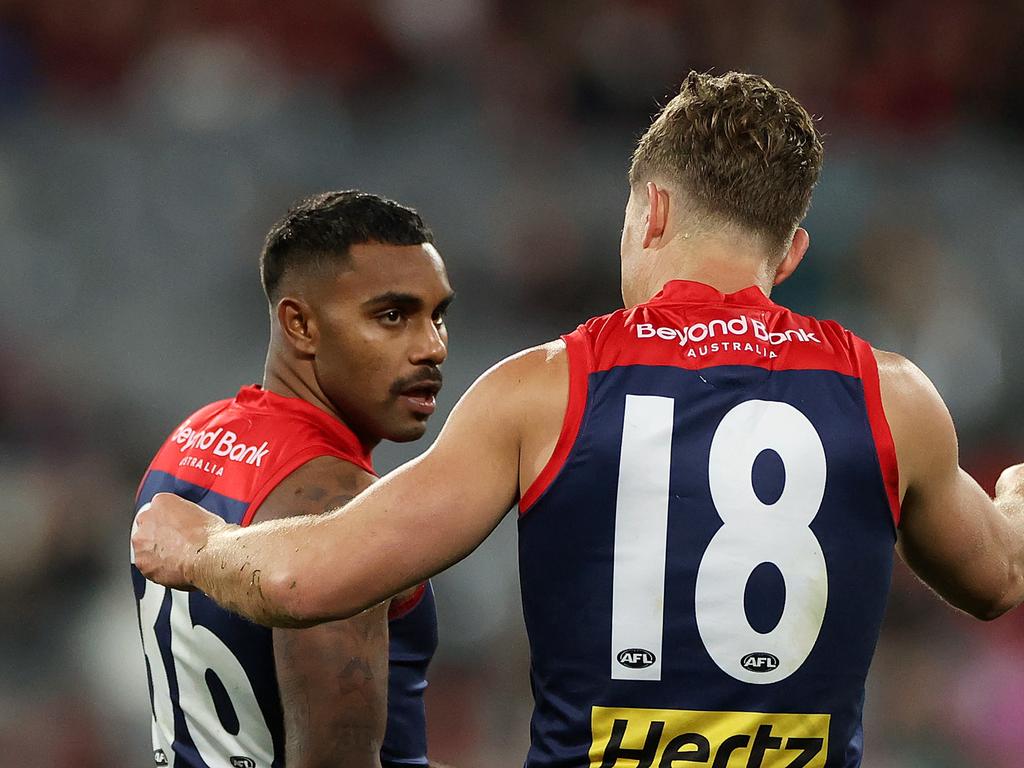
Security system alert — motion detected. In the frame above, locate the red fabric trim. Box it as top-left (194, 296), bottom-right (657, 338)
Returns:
top-left (134, 470), bottom-right (149, 505)
top-left (518, 331), bottom-right (592, 515)
top-left (388, 582), bottom-right (427, 620)
top-left (240, 445), bottom-right (362, 528)
top-left (854, 338), bottom-right (902, 527)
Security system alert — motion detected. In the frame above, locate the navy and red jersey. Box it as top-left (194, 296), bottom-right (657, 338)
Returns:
top-left (518, 281), bottom-right (899, 768)
top-left (130, 385), bottom-right (437, 768)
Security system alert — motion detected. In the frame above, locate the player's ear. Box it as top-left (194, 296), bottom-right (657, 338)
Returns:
top-left (276, 296), bottom-right (318, 357)
top-left (642, 181), bottom-right (670, 248)
top-left (773, 227), bottom-right (809, 286)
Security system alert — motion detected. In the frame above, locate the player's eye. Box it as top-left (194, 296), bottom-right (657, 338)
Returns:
top-left (432, 310), bottom-right (447, 328)
top-left (378, 309), bottom-right (404, 326)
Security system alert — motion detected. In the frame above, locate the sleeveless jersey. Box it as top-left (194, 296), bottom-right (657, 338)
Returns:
top-left (130, 385), bottom-right (437, 768)
top-left (517, 281), bottom-right (899, 768)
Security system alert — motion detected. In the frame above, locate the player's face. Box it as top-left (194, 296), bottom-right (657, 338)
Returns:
top-left (311, 242), bottom-right (453, 444)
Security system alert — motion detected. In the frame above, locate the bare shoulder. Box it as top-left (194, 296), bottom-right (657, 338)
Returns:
top-left (252, 455), bottom-right (376, 523)
top-left (872, 347), bottom-right (950, 428)
top-left (454, 340), bottom-right (568, 419)
top-left (484, 339), bottom-right (568, 418)
top-left (872, 347), bottom-right (957, 494)
top-left (484, 339), bottom-right (568, 384)
top-left (874, 347), bottom-right (928, 395)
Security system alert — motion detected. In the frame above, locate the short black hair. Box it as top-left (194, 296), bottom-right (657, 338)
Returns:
top-left (260, 190), bottom-right (434, 300)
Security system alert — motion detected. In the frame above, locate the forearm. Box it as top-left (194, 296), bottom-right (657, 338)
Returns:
top-left (189, 476), bottom-right (452, 626)
top-left (191, 515), bottom-right (333, 627)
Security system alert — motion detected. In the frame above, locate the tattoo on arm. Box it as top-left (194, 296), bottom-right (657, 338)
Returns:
top-left (254, 457), bottom-right (388, 768)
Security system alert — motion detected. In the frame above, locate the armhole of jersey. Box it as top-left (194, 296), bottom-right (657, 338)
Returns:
top-left (388, 582), bottom-right (427, 621)
top-left (855, 338), bottom-right (902, 528)
top-left (240, 445), bottom-right (360, 528)
top-left (134, 469), bottom-right (150, 506)
top-left (518, 330), bottom-right (591, 516)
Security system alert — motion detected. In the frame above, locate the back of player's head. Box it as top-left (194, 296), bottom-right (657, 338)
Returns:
top-left (260, 191), bottom-right (434, 300)
top-left (629, 71), bottom-right (823, 254)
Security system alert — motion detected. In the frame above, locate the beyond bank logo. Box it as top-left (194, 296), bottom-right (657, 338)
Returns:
top-left (172, 421), bottom-right (271, 467)
top-left (635, 316), bottom-right (821, 359)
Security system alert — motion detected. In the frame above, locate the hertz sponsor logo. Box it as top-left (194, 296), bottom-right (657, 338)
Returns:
top-left (589, 706), bottom-right (828, 768)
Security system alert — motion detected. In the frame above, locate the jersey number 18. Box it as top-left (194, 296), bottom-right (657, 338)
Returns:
top-left (611, 396), bottom-right (828, 685)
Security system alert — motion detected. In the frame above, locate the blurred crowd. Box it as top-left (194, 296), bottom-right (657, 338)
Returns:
top-left (1, 1), bottom-right (1023, 765)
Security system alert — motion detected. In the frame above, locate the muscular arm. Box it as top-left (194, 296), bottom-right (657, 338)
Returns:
top-left (877, 349), bottom-right (1024, 619)
top-left (153, 345), bottom-right (564, 627)
top-left (255, 456), bottom-right (388, 768)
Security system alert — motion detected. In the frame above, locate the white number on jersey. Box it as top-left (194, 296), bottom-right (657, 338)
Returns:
top-left (138, 581), bottom-right (274, 766)
top-left (611, 396), bottom-right (828, 684)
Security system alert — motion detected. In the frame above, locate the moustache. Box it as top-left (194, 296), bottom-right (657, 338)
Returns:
top-left (390, 367), bottom-right (443, 397)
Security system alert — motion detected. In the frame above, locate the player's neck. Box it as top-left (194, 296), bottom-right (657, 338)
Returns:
top-left (261, 354), bottom-right (378, 450)
top-left (623, 240), bottom-right (775, 308)
top-left (262, 363), bottom-right (336, 419)
top-left (262, 365), bottom-right (382, 453)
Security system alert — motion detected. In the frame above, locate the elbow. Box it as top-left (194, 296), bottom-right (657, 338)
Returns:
top-left (966, 571), bottom-right (1024, 622)
top-left (262, 566), bottom-right (360, 628)
top-left (261, 566), bottom-right (324, 628)
top-left (969, 601), bottom-right (1012, 622)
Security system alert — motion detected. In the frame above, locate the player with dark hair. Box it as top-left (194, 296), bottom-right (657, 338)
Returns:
top-left (135, 73), bottom-right (1024, 767)
top-left (131, 190), bottom-right (454, 768)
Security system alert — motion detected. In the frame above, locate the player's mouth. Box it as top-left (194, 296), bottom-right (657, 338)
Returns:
top-left (398, 381), bottom-right (441, 416)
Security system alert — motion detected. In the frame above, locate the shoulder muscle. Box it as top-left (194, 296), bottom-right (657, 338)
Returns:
top-left (252, 455), bottom-right (376, 524)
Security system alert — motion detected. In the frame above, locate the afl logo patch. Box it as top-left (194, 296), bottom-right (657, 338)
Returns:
top-left (229, 758), bottom-right (256, 768)
top-left (617, 648), bottom-right (656, 669)
top-left (741, 652), bottom-right (780, 672)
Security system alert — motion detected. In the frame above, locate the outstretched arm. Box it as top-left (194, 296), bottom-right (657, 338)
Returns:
top-left (877, 349), bottom-right (1024, 619)
top-left (132, 346), bottom-right (558, 627)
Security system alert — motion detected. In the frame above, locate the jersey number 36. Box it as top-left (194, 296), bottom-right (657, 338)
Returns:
top-left (138, 583), bottom-right (274, 767)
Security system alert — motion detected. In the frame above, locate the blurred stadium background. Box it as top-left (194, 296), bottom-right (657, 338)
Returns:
top-left (2, 0), bottom-right (1023, 765)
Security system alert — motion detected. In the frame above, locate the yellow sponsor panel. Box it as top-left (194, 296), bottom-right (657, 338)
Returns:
top-left (589, 706), bottom-right (829, 768)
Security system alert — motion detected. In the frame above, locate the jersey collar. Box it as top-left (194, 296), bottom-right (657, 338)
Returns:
top-left (233, 385), bottom-right (375, 472)
top-left (647, 279), bottom-right (775, 308)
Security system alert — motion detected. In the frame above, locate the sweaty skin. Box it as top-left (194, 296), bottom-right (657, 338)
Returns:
top-left (133, 334), bottom-right (1024, 628)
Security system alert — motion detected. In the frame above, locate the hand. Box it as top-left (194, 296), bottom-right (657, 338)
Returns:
top-left (995, 463), bottom-right (1024, 501)
top-left (132, 492), bottom-right (228, 589)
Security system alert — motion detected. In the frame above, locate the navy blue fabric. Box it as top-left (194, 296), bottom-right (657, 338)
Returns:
top-left (518, 365), bottom-right (896, 768)
top-left (382, 583), bottom-right (439, 767)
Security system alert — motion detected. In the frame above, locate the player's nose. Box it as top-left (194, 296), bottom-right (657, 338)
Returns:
top-left (410, 319), bottom-right (447, 366)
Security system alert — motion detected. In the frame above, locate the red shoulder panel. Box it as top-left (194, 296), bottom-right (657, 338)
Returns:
top-left (519, 332), bottom-right (592, 515)
top-left (144, 386), bottom-right (377, 527)
top-left (850, 337), bottom-right (902, 527)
